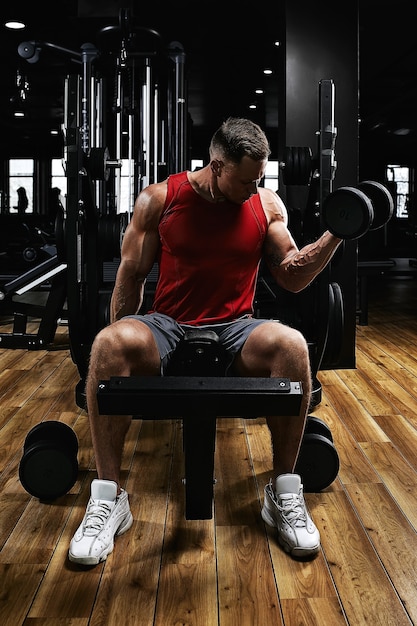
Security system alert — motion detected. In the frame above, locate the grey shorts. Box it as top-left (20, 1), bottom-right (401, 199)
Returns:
top-left (124, 312), bottom-right (278, 374)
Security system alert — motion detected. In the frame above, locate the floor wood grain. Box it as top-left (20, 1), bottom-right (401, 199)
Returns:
top-left (1, 266), bottom-right (417, 625)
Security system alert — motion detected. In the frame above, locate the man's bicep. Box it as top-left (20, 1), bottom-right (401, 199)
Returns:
top-left (264, 219), bottom-right (299, 267)
top-left (120, 225), bottom-right (159, 281)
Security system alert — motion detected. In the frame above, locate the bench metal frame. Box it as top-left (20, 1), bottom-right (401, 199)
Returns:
top-left (97, 375), bottom-right (303, 519)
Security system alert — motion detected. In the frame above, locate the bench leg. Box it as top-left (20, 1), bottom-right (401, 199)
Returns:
top-left (183, 415), bottom-right (216, 519)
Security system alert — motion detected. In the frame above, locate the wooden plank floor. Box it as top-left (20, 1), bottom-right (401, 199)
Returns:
top-left (1, 267), bottom-right (417, 625)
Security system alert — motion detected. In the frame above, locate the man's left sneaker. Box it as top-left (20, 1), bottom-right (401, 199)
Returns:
top-left (261, 473), bottom-right (320, 558)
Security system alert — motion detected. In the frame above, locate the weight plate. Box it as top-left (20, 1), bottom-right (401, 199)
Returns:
top-left (88, 147), bottom-right (110, 181)
top-left (305, 415), bottom-right (333, 442)
top-left (98, 291), bottom-right (112, 330)
top-left (298, 146), bottom-right (313, 185)
top-left (282, 147), bottom-right (293, 185)
top-left (282, 146), bottom-right (312, 186)
top-left (322, 186), bottom-right (374, 239)
top-left (19, 441), bottom-right (78, 500)
top-left (20, 422), bottom-right (78, 499)
top-left (292, 146), bottom-right (300, 183)
top-left (358, 180), bottom-right (394, 230)
top-left (23, 421), bottom-right (78, 456)
top-left (295, 432), bottom-right (339, 492)
top-left (309, 378), bottom-right (322, 409)
top-left (322, 282), bottom-right (344, 368)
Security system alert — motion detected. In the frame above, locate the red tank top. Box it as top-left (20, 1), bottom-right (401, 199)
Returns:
top-left (150, 171), bottom-right (268, 324)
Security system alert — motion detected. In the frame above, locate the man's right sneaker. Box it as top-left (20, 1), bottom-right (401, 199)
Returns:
top-left (261, 473), bottom-right (320, 558)
top-left (69, 479), bottom-right (133, 566)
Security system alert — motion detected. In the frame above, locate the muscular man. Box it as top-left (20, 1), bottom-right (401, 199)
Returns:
top-left (69, 117), bottom-right (342, 565)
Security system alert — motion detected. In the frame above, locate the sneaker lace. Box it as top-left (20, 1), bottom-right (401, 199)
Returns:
top-left (278, 493), bottom-right (307, 528)
top-left (83, 500), bottom-right (113, 536)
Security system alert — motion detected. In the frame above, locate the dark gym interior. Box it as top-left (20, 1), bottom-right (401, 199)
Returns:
top-left (2, 0), bottom-right (414, 370)
top-left (2, 1), bottom-right (417, 624)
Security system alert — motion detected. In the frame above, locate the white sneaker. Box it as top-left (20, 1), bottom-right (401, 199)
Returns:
top-left (69, 479), bottom-right (133, 565)
top-left (261, 473), bottom-right (320, 558)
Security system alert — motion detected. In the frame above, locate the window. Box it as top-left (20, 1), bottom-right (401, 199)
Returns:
top-left (191, 159), bottom-right (204, 171)
top-left (118, 159), bottom-right (135, 214)
top-left (53, 157), bottom-right (133, 215)
top-left (386, 164), bottom-right (409, 219)
top-left (51, 159), bottom-right (67, 202)
top-left (263, 160), bottom-right (279, 191)
top-left (9, 159), bottom-right (34, 213)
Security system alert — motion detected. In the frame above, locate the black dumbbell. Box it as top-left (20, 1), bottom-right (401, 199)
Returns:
top-left (295, 414), bottom-right (339, 492)
top-left (322, 180), bottom-right (394, 239)
top-left (19, 421), bottom-right (78, 500)
top-left (305, 415), bottom-right (333, 441)
top-left (358, 180), bottom-right (394, 230)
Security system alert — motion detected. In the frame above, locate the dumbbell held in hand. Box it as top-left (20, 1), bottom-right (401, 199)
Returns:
top-left (322, 180), bottom-right (394, 240)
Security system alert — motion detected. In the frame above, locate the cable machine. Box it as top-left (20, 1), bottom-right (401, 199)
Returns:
top-left (19, 10), bottom-right (188, 405)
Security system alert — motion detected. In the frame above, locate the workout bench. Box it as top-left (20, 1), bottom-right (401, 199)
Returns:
top-left (19, 329), bottom-right (339, 514)
top-left (97, 328), bottom-right (303, 520)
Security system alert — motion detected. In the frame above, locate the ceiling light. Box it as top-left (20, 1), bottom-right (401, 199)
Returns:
top-left (14, 111), bottom-right (25, 117)
top-left (5, 20), bottom-right (26, 30)
top-left (263, 69), bottom-right (273, 75)
top-left (255, 88), bottom-right (264, 95)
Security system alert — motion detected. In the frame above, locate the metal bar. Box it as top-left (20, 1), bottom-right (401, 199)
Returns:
top-left (97, 376), bottom-right (303, 417)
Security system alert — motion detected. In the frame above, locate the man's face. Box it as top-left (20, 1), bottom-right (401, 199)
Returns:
top-left (215, 155), bottom-right (267, 204)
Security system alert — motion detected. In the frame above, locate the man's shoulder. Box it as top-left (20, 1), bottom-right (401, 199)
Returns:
top-left (258, 186), bottom-right (279, 201)
top-left (258, 187), bottom-right (286, 208)
top-left (257, 187), bottom-right (288, 225)
top-left (139, 170), bottom-right (189, 208)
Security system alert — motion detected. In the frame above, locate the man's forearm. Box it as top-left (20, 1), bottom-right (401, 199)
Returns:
top-left (268, 231), bottom-right (343, 293)
top-left (110, 277), bottom-right (145, 323)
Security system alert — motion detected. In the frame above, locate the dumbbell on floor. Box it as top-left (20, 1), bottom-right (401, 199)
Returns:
top-left (19, 421), bottom-right (78, 500)
top-left (322, 180), bottom-right (394, 239)
top-left (295, 414), bottom-right (339, 492)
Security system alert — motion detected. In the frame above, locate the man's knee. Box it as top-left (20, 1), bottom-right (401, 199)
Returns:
top-left (281, 325), bottom-right (309, 359)
top-left (236, 321), bottom-right (308, 376)
top-left (89, 318), bottom-right (160, 376)
top-left (253, 322), bottom-right (308, 359)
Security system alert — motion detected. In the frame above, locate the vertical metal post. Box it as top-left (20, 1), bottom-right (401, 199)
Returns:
top-left (115, 63), bottom-right (123, 214)
top-left (168, 42), bottom-right (187, 173)
top-left (141, 60), bottom-right (152, 189)
top-left (314, 78), bottom-right (338, 375)
top-left (80, 43), bottom-right (98, 152)
top-left (153, 85), bottom-right (159, 184)
top-left (319, 78), bottom-right (337, 209)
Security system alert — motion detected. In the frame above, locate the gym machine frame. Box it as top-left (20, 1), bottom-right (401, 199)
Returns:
top-left (0, 254), bottom-right (67, 349)
top-left (60, 17), bottom-right (188, 403)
